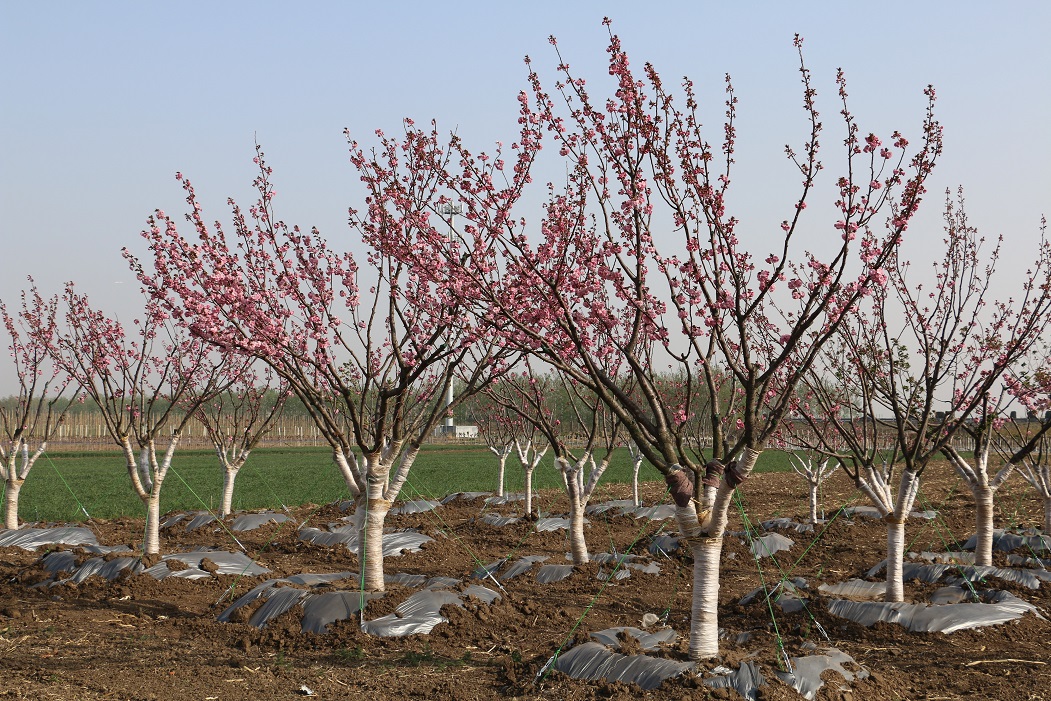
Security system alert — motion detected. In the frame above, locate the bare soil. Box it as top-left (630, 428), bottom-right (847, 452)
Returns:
top-left (1, 467), bottom-right (1050, 700)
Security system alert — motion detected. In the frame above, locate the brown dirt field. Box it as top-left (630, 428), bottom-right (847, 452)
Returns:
top-left (1, 466), bottom-right (1050, 700)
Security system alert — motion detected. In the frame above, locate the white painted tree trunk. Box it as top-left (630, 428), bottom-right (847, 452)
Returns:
top-left (220, 466), bottom-right (239, 517)
top-left (688, 537), bottom-right (723, 659)
top-left (489, 444), bottom-right (512, 498)
top-left (4, 478), bottom-right (24, 530)
top-left (885, 518), bottom-right (906, 602)
top-left (523, 466), bottom-right (534, 517)
top-left (788, 456), bottom-right (836, 524)
top-left (563, 460), bottom-right (588, 565)
top-left (559, 453), bottom-right (609, 566)
top-left (973, 486), bottom-right (996, 567)
top-left (514, 441), bottom-right (546, 518)
top-left (353, 446), bottom-right (420, 593)
top-left (333, 446), bottom-right (363, 496)
top-left (358, 453), bottom-right (393, 592)
top-left (135, 437), bottom-right (179, 556)
top-left (1, 441), bottom-right (46, 530)
top-left (851, 462), bottom-right (918, 603)
top-left (677, 447), bottom-right (761, 660)
top-left (627, 444), bottom-right (644, 506)
top-left (496, 454), bottom-right (507, 498)
top-left (885, 469), bottom-right (920, 602)
top-left (144, 486), bottom-right (163, 555)
top-left (944, 445), bottom-right (1011, 568)
top-left (569, 495), bottom-right (588, 565)
top-left (359, 488), bottom-right (391, 592)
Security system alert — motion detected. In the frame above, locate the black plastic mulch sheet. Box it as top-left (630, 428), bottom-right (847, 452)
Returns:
top-left (826, 590), bottom-right (1041, 633)
top-left (552, 642), bottom-right (695, 691)
top-left (298, 526), bottom-right (432, 556)
top-left (218, 571), bottom-right (501, 637)
top-left (40, 549), bottom-right (269, 585)
top-left (773, 648), bottom-right (867, 701)
top-left (0, 526), bottom-right (97, 550)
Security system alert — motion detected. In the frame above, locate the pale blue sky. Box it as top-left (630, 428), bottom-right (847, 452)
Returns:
top-left (1, 1), bottom-right (1049, 394)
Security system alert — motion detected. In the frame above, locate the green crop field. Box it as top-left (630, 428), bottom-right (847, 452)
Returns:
top-left (9, 445), bottom-right (796, 523)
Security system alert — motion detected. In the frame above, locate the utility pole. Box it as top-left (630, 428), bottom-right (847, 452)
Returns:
top-left (438, 202), bottom-right (463, 436)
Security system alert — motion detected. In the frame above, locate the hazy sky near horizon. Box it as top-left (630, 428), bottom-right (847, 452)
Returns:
top-left (1, 1), bottom-right (1049, 395)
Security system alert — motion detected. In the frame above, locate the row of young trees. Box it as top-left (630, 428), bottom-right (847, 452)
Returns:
top-left (0, 286), bottom-right (292, 539)
top-left (4, 22), bottom-right (1050, 662)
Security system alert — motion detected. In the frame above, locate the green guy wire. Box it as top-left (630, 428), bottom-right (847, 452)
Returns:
top-left (733, 492), bottom-right (794, 670)
top-left (537, 483), bottom-right (671, 684)
top-left (913, 488), bottom-right (983, 599)
top-left (42, 451), bottom-right (91, 521)
top-left (244, 458), bottom-right (290, 512)
top-left (165, 462), bottom-right (336, 605)
top-left (167, 465), bottom-right (247, 551)
top-left (402, 477), bottom-right (507, 592)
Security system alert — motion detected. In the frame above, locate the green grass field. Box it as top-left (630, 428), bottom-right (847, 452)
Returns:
top-left (9, 445), bottom-right (795, 523)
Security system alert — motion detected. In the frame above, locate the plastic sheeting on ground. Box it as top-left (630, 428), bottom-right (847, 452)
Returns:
top-left (773, 648), bottom-right (867, 701)
top-left (386, 572), bottom-right (427, 588)
top-left (246, 586), bottom-right (311, 627)
top-left (536, 564), bottom-right (575, 583)
top-left (740, 578), bottom-right (808, 613)
top-left (826, 589), bottom-right (1041, 633)
top-left (929, 585), bottom-right (977, 605)
top-left (648, 535), bottom-right (680, 557)
top-left (218, 568), bottom-right (501, 636)
top-left (389, 500), bottom-right (441, 515)
top-left (498, 555), bottom-right (549, 581)
top-left (818, 579), bottom-right (887, 601)
top-left (231, 512), bottom-right (293, 531)
top-left (362, 589), bottom-right (465, 636)
top-left (597, 568), bottom-right (632, 582)
top-left (440, 491), bottom-right (491, 504)
top-left (581, 552), bottom-right (661, 581)
top-left (40, 549), bottom-right (269, 586)
top-left (40, 552), bottom-right (143, 584)
top-left (158, 512), bottom-right (217, 532)
top-left (217, 572), bottom-right (359, 624)
top-left (915, 550), bottom-right (975, 564)
top-left (473, 560), bottom-right (504, 580)
top-left (298, 526), bottom-right (432, 556)
top-left (0, 526), bottom-right (98, 551)
top-left (704, 661), bottom-right (765, 701)
top-left (161, 550), bottom-right (270, 577)
top-left (586, 500), bottom-right (641, 515)
top-left (536, 517), bottom-right (573, 532)
top-left (748, 533), bottom-right (794, 559)
top-left (865, 560), bottom-right (1049, 589)
top-left (161, 510), bottom-right (291, 533)
top-left (633, 504), bottom-right (676, 521)
top-left (589, 626), bottom-right (677, 651)
top-left (552, 642), bottom-right (695, 691)
top-left (761, 517), bottom-right (816, 534)
top-left (462, 584), bottom-right (502, 604)
top-left (301, 591), bottom-right (375, 633)
top-left (188, 512), bottom-right (218, 531)
top-left (841, 506), bottom-right (936, 520)
top-left (485, 493), bottom-right (525, 505)
top-left (1008, 554), bottom-right (1051, 568)
top-left (962, 529), bottom-right (1051, 554)
top-left (422, 575), bottom-right (461, 589)
top-left (480, 514), bottom-right (521, 527)
top-left (475, 552), bottom-right (661, 584)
